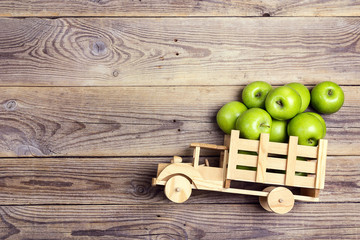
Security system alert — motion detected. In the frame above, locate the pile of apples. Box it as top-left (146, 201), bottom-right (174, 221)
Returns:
top-left (217, 81), bottom-right (344, 146)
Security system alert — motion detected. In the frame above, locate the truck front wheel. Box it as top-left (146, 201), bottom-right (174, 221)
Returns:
top-left (165, 175), bottom-right (192, 203)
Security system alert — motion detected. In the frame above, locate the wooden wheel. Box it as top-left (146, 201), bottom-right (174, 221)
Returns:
top-left (165, 175), bottom-right (192, 203)
top-left (259, 186), bottom-right (276, 212)
top-left (259, 186), bottom-right (295, 214)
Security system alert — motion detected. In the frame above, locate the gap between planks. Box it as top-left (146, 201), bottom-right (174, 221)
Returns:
top-left (0, 201), bottom-right (358, 207)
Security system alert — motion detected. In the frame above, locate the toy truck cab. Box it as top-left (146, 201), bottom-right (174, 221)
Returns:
top-left (153, 142), bottom-right (229, 197)
top-left (152, 130), bottom-right (328, 214)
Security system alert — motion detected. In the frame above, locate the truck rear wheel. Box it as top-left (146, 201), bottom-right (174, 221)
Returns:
top-left (259, 186), bottom-right (294, 214)
top-left (165, 175), bottom-right (192, 203)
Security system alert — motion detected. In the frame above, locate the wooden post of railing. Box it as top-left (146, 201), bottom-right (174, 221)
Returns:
top-left (193, 146), bottom-right (200, 168)
top-left (256, 133), bottom-right (269, 183)
top-left (285, 136), bottom-right (298, 186)
top-left (315, 139), bottom-right (328, 189)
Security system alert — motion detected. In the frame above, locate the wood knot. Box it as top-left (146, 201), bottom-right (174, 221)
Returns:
top-left (4, 100), bottom-right (17, 111)
top-left (91, 40), bottom-right (107, 56)
top-left (137, 185), bottom-right (146, 194)
top-left (130, 180), bottom-right (155, 199)
top-left (134, 183), bottom-right (149, 196)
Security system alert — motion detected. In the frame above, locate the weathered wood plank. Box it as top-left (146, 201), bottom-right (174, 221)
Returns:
top-left (1, 18), bottom-right (360, 86)
top-left (0, 203), bottom-right (358, 239)
top-left (0, 86), bottom-right (357, 157)
top-left (0, 0), bottom-right (359, 17)
top-left (0, 156), bottom-right (357, 205)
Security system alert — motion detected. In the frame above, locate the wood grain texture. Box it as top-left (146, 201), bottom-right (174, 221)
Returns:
top-left (0, 86), bottom-right (357, 157)
top-left (0, 1), bottom-right (359, 238)
top-left (0, 0), bottom-right (360, 17)
top-left (1, 18), bottom-right (360, 86)
top-left (0, 156), bottom-right (357, 205)
top-left (0, 203), bottom-right (358, 239)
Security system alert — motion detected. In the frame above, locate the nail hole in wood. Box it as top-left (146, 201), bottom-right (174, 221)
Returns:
top-left (113, 70), bottom-right (119, 77)
top-left (175, 52), bottom-right (179, 56)
top-left (262, 13), bottom-right (271, 17)
top-left (174, 39), bottom-right (178, 42)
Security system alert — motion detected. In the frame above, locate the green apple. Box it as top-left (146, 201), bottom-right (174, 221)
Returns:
top-left (286, 82), bottom-right (310, 113)
top-left (242, 81), bottom-right (272, 109)
top-left (306, 112), bottom-right (326, 138)
top-left (267, 170), bottom-right (306, 176)
top-left (270, 120), bottom-right (288, 143)
top-left (296, 156), bottom-right (309, 176)
top-left (236, 165), bottom-right (257, 171)
top-left (265, 86), bottom-right (302, 120)
top-left (311, 81), bottom-right (344, 114)
top-left (266, 155), bottom-right (308, 175)
top-left (216, 101), bottom-right (248, 134)
top-left (296, 157), bottom-right (310, 176)
top-left (287, 113), bottom-right (324, 146)
top-left (238, 150), bottom-right (257, 156)
top-left (237, 150), bottom-right (257, 170)
top-left (235, 108), bottom-right (272, 140)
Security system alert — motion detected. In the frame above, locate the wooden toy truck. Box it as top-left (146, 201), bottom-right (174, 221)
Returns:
top-left (152, 130), bottom-right (327, 214)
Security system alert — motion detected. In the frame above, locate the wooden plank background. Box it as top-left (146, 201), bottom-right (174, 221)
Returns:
top-left (0, 18), bottom-right (360, 86)
top-left (0, 1), bottom-right (359, 239)
top-left (0, 0), bottom-right (360, 17)
top-left (0, 156), bottom-right (358, 205)
top-left (0, 86), bottom-right (358, 157)
top-left (0, 204), bottom-right (358, 239)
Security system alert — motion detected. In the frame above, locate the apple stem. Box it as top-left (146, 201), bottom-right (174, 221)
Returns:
top-left (308, 138), bottom-right (317, 145)
top-left (276, 100), bottom-right (283, 108)
top-left (256, 92), bottom-right (262, 98)
top-left (328, 89), bottom-right (334, 96)
top-left (260, 123), bottom-right (270, 128)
